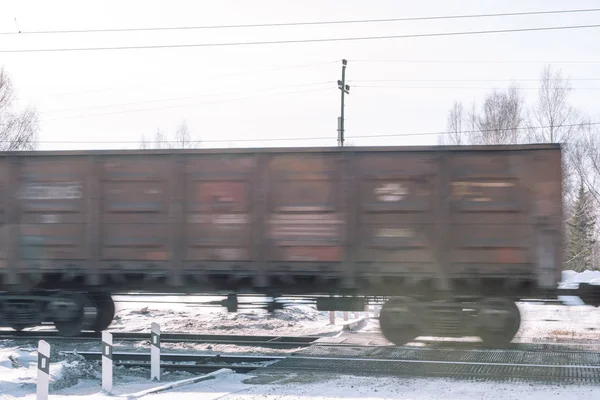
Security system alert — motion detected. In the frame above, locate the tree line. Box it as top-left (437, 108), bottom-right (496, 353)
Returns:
top-left (140, 121), bottom-right (200, 150)
top-left (0, 68), bottom-right (38, 151)
top-left (439, 65), bottom-right (599, 271)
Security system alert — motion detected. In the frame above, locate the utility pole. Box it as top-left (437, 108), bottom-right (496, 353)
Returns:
top-left (331, 60), bottom-right (350, 325)
top-left (337, 59), bottom-right (350, 147)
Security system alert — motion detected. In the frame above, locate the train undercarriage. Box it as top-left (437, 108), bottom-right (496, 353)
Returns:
top-left (377, 297), bottom-right (522, 346)
top-left (1, 279), bottom-right (598, 344)
top-left (0, 292), bottom-right (115, 336)
top-left (0, 291), bottom-right (573, 346)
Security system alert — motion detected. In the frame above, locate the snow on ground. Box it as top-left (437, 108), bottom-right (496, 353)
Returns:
top-left (107, 299), bottom-right (599, 344)
top-left (103, 269), bottom-right (600, 341)
top-left (108, 303), bottom-right (343, 337)
top-left (182, 372), bottom-right (600, 400)
top-left (1, 270), bottom-right (600, 398)
top-left (561, 270), bottom-right (600, 286)
top-left (2, 368), bottom-right (599, 400)
top-left (0, 344), bottom-right (196, 399)
top-left (514, 303), bottom-right (600, 342)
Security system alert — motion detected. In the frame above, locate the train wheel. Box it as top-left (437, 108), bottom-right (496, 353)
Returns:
top-left (51, 293), bottom-right (97, 337)
top-left (90, 293), bottom-right (115, 332)
top-left (10, 324), bottom-right (27, 332)
top-left (476, 298), bottom-right (521, 347)
top-left (379, 297), bottom-right (421, 346)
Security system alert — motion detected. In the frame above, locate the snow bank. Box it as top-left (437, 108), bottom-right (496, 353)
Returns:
top-left (561, 269), bottom-right (600, 285)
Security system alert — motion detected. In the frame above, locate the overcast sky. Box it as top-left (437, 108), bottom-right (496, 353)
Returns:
top-left (1, 0), bottom-right (599, 151)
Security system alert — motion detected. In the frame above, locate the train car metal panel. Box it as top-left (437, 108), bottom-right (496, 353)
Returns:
top-left (266, 154), bottom-right (345, 263)
top-left (0, 144), bottom-right (563, 293)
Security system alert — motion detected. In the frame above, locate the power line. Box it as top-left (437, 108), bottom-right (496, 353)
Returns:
top-left (353, 59), bottom-right (600, 64)
top-left (42, 87), bottom-right (335, 121)
top-left (345, 122), bottom-right (600, 140)
top-left (27, 61), bottom-right (337, 99)
top-left (352, 85), bottom-right (600, 90)
top-left (26, 122), bottom-right (600, 144)
top-left (2, 24), bottom-right (600, 53)
top-left (43, 81), bottom-right (334, 114)
top-left (350, 78), bottom-right (600, 83)
top-left (3, 8), bottom-right (600, 36)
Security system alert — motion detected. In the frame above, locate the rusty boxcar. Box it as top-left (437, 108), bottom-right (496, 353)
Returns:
top-left (0, 144), bottom-right (585, 343)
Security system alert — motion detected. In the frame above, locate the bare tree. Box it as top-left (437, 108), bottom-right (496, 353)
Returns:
top-left (0, 68), bottom-right (39, 151)
top-left (472, 84), bottom-right (523, 145)
top-left (526, 65), bottom-right (583, 143)
top-left (438, 101), bottom-right (465, 145)
top-left (153, 129), bottom-right (171, 149)
top-left (172, 121), bottom-right (199, 149)
top-left (140, 122), bottom-right (199, 150)
top-left (140, 134), bottom-right (150, 150)
top-left (439, 85), bottom-right (523, 145)
top-left (526, 66), bottom-right (587, 210)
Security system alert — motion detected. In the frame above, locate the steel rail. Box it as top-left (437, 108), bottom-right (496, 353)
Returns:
top-left (3, 330), bottom-right (600, 353)
top-left (71, 349), bottom-right (600, 382)
top-left (0, 331), bottom-right (320, 348)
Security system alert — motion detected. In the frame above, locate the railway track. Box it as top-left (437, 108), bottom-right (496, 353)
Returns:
top-left (71, 346), bottom-right (600, 383)
top-left (0, 331), bottom-right (320, 349)
top-left (4, 329), bottom-right (599, 382)
top-left (3, 330), bottom-right (600, 353)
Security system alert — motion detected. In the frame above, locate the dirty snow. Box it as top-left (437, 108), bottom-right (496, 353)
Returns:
top-left (2, 270), bottom-right (600, 399)
top-left (108, 303), bottom-right (343, 337)
top-left (0, 345), bottom-right (196, 399)
top-left (106, 296), bottom-right (599, 344)
top-left (2, 366), bottom-right (599, 400)
top-left (188, 372), bottom-right (600, 400)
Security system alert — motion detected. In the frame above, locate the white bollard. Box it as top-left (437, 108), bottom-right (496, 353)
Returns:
top-left (37, 340), bottom-right (50, 400)
top-left (343, 311), bottom-right (348, 321)
top-left (329, 311), bottom-right (335, 325)
top-left (102, 332), bottom-right (113, 393)
top-left (151, 322), bottom-right (160, 381)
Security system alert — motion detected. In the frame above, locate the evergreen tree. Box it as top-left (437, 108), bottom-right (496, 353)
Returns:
top-left (566, 183), bottom-right (596, 271)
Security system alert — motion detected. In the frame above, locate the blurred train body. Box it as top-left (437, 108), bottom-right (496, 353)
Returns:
top-left (0, 144), bottom-right (595, 343)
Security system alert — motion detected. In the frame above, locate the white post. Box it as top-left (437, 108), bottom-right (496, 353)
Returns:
top-left (151, 322), bottom-right (160, 381)
top-left (37, 340), bottom-right (50, 400)
top-left (102, 332), bottom-right (113, 393)
top-left (329, 311), bottom-right (335, 325)
top-left (343, 311), bottom-right (348, 321)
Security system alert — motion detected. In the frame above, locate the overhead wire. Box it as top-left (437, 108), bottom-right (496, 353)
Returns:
top-left (22, 122), bottom-right (600, 144)
top-left (2, 24), bottom-right (600, 53)
top-left (42, 86), bottom-right (335, 121)
top-left (28, 61), bottom-right (337, 99)
top-left (349, 78), bottom-right (600, 83)
top-left (352, 59), bottom-right (600, 64)
top-left (351, 85), bottom-right (600, 90)
top-left (2, 8), bottom-right (599, 35)
top-left (43, 81), bottom-right (335, 114)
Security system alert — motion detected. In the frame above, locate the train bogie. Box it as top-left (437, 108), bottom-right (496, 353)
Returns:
top-left (0, 292), bottom-right (114, 336)
top-left (378, 297), bottom-right (522, 346)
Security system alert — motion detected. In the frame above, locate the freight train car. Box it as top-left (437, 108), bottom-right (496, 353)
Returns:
top-left (0, 144), bottom-right (597, 343)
